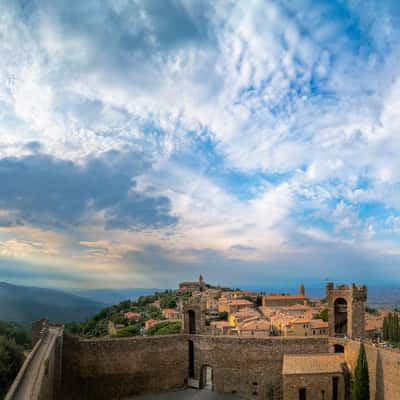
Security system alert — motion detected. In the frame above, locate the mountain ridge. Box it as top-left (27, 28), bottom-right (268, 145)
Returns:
top-left (0, 281), bottom-right (105, 323)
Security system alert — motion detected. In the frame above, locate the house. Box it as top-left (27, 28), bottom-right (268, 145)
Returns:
top-left (218, 298), bottom-right (254, 314)
top-left (162, 308), bottom-right (180, 320)
top-left (144, 319), bottom-right (159, 330)
top-left (124, 311), bottom-right (140, 321)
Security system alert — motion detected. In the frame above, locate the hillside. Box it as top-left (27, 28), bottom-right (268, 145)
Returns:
top-left (0, 282), bottom-right (104, 323)
top-left (70, 289), bottom-right (187, 338)
top-left (68, 287), bottom-right (164, 305)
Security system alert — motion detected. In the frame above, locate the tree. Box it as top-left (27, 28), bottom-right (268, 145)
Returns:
top-left (352, 343), bottom-right (369, 400)
top-left (0, 336), bottom-right (25, 398)
top-left (313, 309), bottom-right (328, 322)
top-left (147, 321), bottom-right (182, 336)
top-left (115, 324), bottom-right (141, 337)
top-left (217, 311), bottom-right (228, 321)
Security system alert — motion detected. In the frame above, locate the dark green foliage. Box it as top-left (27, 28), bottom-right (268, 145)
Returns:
top-left (0, 336), bottom-right (24, 398)
top-left (142, 305), bottom-right (162, 320)
top-left (159, 291), bottom-right (177, 309)
top-left (114, 324), bottom-right (141, 337)
top-left (382, 312), bottom-right (400, 343)
top-left (313, 309), bottom-right (328, 322)
top-left (255, 295), bottom-right (263, 307)
top-left (64, 322), bottom-right (81, 335)
top-left (352, 343), bottom-right (369, 400)
top-left (365, 306), bottom-right (378, 315)
top-left (217, 311), bottom-right (228, 321)
top-left (80, 318), bottom-right (109, 337)
top-left (147, 321), bottom-right (181, 336)
top-left (0, 321), bottom-right (31, 349)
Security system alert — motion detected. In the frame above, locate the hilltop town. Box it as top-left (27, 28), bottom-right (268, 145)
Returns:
top-left (73, 275), bottom-right (388, 342)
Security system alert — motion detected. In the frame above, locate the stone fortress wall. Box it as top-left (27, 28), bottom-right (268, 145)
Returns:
top-left (330, 338), bottom-right (400, 400)
top-left (60, 334), bottom-right (186, 400)
top-left (59, 333), bottom-right (329, 399)
top-left (59, 334), bottom-right (400, 400)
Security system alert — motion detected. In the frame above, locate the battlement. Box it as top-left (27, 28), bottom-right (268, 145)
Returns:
top-left (326, 282), bottom-right (367, 339)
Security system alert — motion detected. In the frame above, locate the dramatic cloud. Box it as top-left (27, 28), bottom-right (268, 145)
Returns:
top-left (1, 0), bottom-right (400, 287)
top-left (0, 150), bottom-right (177, 230)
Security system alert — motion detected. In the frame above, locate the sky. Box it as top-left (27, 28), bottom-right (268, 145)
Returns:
top-left (1, 0), bottom-right (400, 289)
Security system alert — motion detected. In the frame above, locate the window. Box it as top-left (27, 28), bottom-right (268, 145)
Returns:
top-left (321, 390), bottom-right (325, 400)
top-left (299, 388), bottom-right (306, 400)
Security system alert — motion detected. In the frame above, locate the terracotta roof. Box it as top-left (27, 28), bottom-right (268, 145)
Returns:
top-left (162, 308), bottom-right (179, 315)
top-left (266, 294), bottom-right (306, 300)
top-left (240, 320), bottom-right (270, 330)
top-left (228, 299), bottom-right (253, 305)
top-left (311, 319), bottom-right (328, 329)
top-left (233, 307), bottom-right (259, 317)
top-left (210, 321), bottom-right (231, 328)
top-left (144, 319), bottom-right (159, 328)
top-left (125, 311), bottom-right (140, 320)
top-left (283, 354), bottom-right (345, 375)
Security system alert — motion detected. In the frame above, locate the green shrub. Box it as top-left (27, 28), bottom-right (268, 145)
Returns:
top-left (147, 321), bottom-right (181, 336)
top-left (114, 324), bottom-right (141, 337)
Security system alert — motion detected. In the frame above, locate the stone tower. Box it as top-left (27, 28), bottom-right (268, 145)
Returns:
top-left (299, 283), bottom-right (305, 297)
top-left (326, 282), bottom-right (367, 339)
top-left (199, 274), bottom-right (205, 292)
top-left (183, 298), bottom-right (207, 334)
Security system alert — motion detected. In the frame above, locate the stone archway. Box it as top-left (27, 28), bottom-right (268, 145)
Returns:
top-left (334, 298), bottom-right (348, 336)
top-left (201, 365), bottom-right (214, 391)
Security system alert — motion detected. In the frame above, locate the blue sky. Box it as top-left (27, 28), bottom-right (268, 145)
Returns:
top-left (1, 0), bottom-right (400, 288)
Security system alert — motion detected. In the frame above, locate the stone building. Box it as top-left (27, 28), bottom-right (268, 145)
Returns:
top-left (282, 354), bottom-right (346, 400)
top-left (177, 275), bottom-right (206, 294)
top-left (218, 298), bottom-right (254, 313)
top-left (263, 284), bottom-right (309, 307)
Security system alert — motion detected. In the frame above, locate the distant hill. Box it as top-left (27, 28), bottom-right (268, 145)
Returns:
top-left (68, 288), bottom-right (165, 305)
top-left (0, 282), bottom-right (105, 323)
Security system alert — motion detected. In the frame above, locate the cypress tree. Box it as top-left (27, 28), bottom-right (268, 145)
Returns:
top-left (352, 343), bottom-right (370, 400)
top-left (382, 318), bottom-right (387, 341)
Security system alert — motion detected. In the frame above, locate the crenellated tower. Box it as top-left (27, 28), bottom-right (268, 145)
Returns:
top-left (326, 282), bottom-right (367, 339)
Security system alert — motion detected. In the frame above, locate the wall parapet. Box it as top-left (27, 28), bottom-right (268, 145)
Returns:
top-left (4, 337), bottom-right (44, 400)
